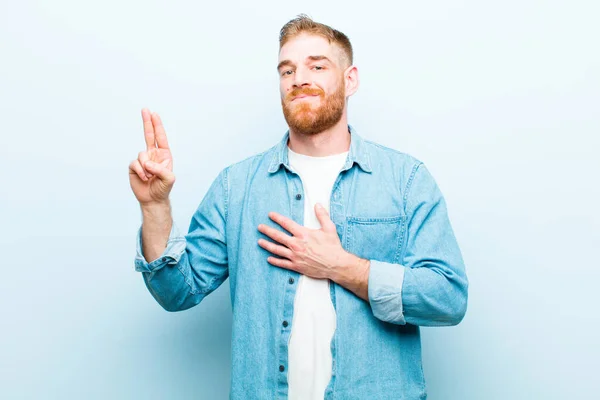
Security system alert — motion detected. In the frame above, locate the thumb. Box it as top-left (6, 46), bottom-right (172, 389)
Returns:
top-left (315, 203), bottom-right (336, 233)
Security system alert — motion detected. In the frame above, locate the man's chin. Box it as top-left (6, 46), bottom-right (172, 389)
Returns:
top-left (285, 108), bottom-right (313, 122)
top-left (291, 122), bottom-right (314, 132)
top-left (284, 116), bottom-right (318, 134)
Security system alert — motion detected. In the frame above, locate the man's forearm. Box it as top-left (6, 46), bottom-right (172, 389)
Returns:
top-left (141, 201), bottom-right (173, 263)
top-left (330, 253), bottom-right (371, 302)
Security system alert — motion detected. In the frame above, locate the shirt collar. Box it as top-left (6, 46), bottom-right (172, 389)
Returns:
top-left (267, 125), bottom-right (372, 174)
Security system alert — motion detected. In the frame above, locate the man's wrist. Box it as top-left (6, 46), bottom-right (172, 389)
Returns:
top-left (141, 200), bottom-right (171, 217)
top-left (331, 252), bottom-right (371, 301)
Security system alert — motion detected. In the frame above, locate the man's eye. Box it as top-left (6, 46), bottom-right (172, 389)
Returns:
top-left (283, 70), bottom-right (293, 76)
top-left (313, 65), bottom-right (324, 70)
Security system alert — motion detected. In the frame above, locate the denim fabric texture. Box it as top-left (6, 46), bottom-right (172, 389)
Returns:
top-left (134, 126), bottom-right (469, 400)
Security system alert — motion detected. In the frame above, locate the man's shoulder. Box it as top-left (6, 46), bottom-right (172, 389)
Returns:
top-left (361, 136), bottom-right (424, 170)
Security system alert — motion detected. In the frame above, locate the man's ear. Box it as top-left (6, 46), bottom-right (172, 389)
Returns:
top-left (344, 65), bottom-right (359, 97)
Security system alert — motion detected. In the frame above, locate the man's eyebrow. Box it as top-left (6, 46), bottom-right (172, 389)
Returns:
top-left (277, 60), bottom-right (294, 71)
top-left (307, 55), bottom-right (332, 64)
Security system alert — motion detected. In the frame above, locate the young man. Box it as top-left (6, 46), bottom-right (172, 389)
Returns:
top-left (129, 15), bottom-right (468, 400)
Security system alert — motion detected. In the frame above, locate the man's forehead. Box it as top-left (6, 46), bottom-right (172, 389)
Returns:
top-left (278, 34), bottom-right (335, 61)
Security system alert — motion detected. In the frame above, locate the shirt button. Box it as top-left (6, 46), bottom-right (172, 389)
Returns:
top-left (279, 365), bottom-right (285, 372)
top-left (288, 277), bottom-right (295, 284)
top-left (295, 194), bottom-right (302, 200)
top-left (282, 320), bottom-right (288, 327)
top-left (161, 257), bottom-right (167, 262)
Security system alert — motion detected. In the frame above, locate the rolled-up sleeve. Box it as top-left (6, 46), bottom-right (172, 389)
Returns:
top-left (134, 222), bottom-right (186, 273)
top-left (368, 162), bottom-right (469, 327)
top-left (368, 259), bottom-right (407, 324)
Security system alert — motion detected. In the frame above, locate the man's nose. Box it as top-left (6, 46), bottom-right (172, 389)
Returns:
top-left (292, 68), bottom-right (311, 88)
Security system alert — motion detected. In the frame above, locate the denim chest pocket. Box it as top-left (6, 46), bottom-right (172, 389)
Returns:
top-left (345, 215), bottom-right (406, 264)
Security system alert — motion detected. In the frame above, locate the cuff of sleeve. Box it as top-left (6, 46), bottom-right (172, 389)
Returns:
top-left (134, 222), bottom-right (186, 273)
top-left (367, 259), bottom-right (407, 325)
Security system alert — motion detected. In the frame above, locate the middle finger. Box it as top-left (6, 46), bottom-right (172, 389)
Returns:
top-left (257, 239), bottom-right (294, 260)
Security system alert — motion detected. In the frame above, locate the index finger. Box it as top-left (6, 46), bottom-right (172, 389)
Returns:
top-left (268, 212), bottom-right (303, 237)
top-left (151, 112), bottom-right (170, 150)
top-left (141, 108), bottom-right (155, 150)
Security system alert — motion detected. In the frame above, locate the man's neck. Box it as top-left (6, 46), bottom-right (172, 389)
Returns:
top-left (287, 117), bottom-right (351, 157)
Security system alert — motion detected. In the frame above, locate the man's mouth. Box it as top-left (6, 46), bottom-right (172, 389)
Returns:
top-left (292, 94), bottom-right (317, 101)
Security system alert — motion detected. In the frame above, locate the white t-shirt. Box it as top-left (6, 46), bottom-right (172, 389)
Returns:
top-left (286, 145), bottom-right (349, 400)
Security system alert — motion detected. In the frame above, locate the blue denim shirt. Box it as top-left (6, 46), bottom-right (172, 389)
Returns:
top-left (134, 126), bottom-right (468, 400)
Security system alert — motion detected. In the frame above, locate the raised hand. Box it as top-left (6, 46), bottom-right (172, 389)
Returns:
top-left (129, 108), bottom-right (175, 206)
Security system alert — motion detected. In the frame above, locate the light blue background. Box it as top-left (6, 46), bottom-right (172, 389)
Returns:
top-left (1, 1), bottom-right (599, 399)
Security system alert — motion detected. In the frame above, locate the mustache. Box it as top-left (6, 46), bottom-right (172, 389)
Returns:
top-left (287, 87), bottom-right (324, 100)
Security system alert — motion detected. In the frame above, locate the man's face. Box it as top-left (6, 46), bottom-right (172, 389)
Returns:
top-left (278, 34), bottom-right (349, 135)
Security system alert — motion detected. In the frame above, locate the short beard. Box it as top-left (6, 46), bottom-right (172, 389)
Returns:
top-left (281, 81), bottom-right (346, 136)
